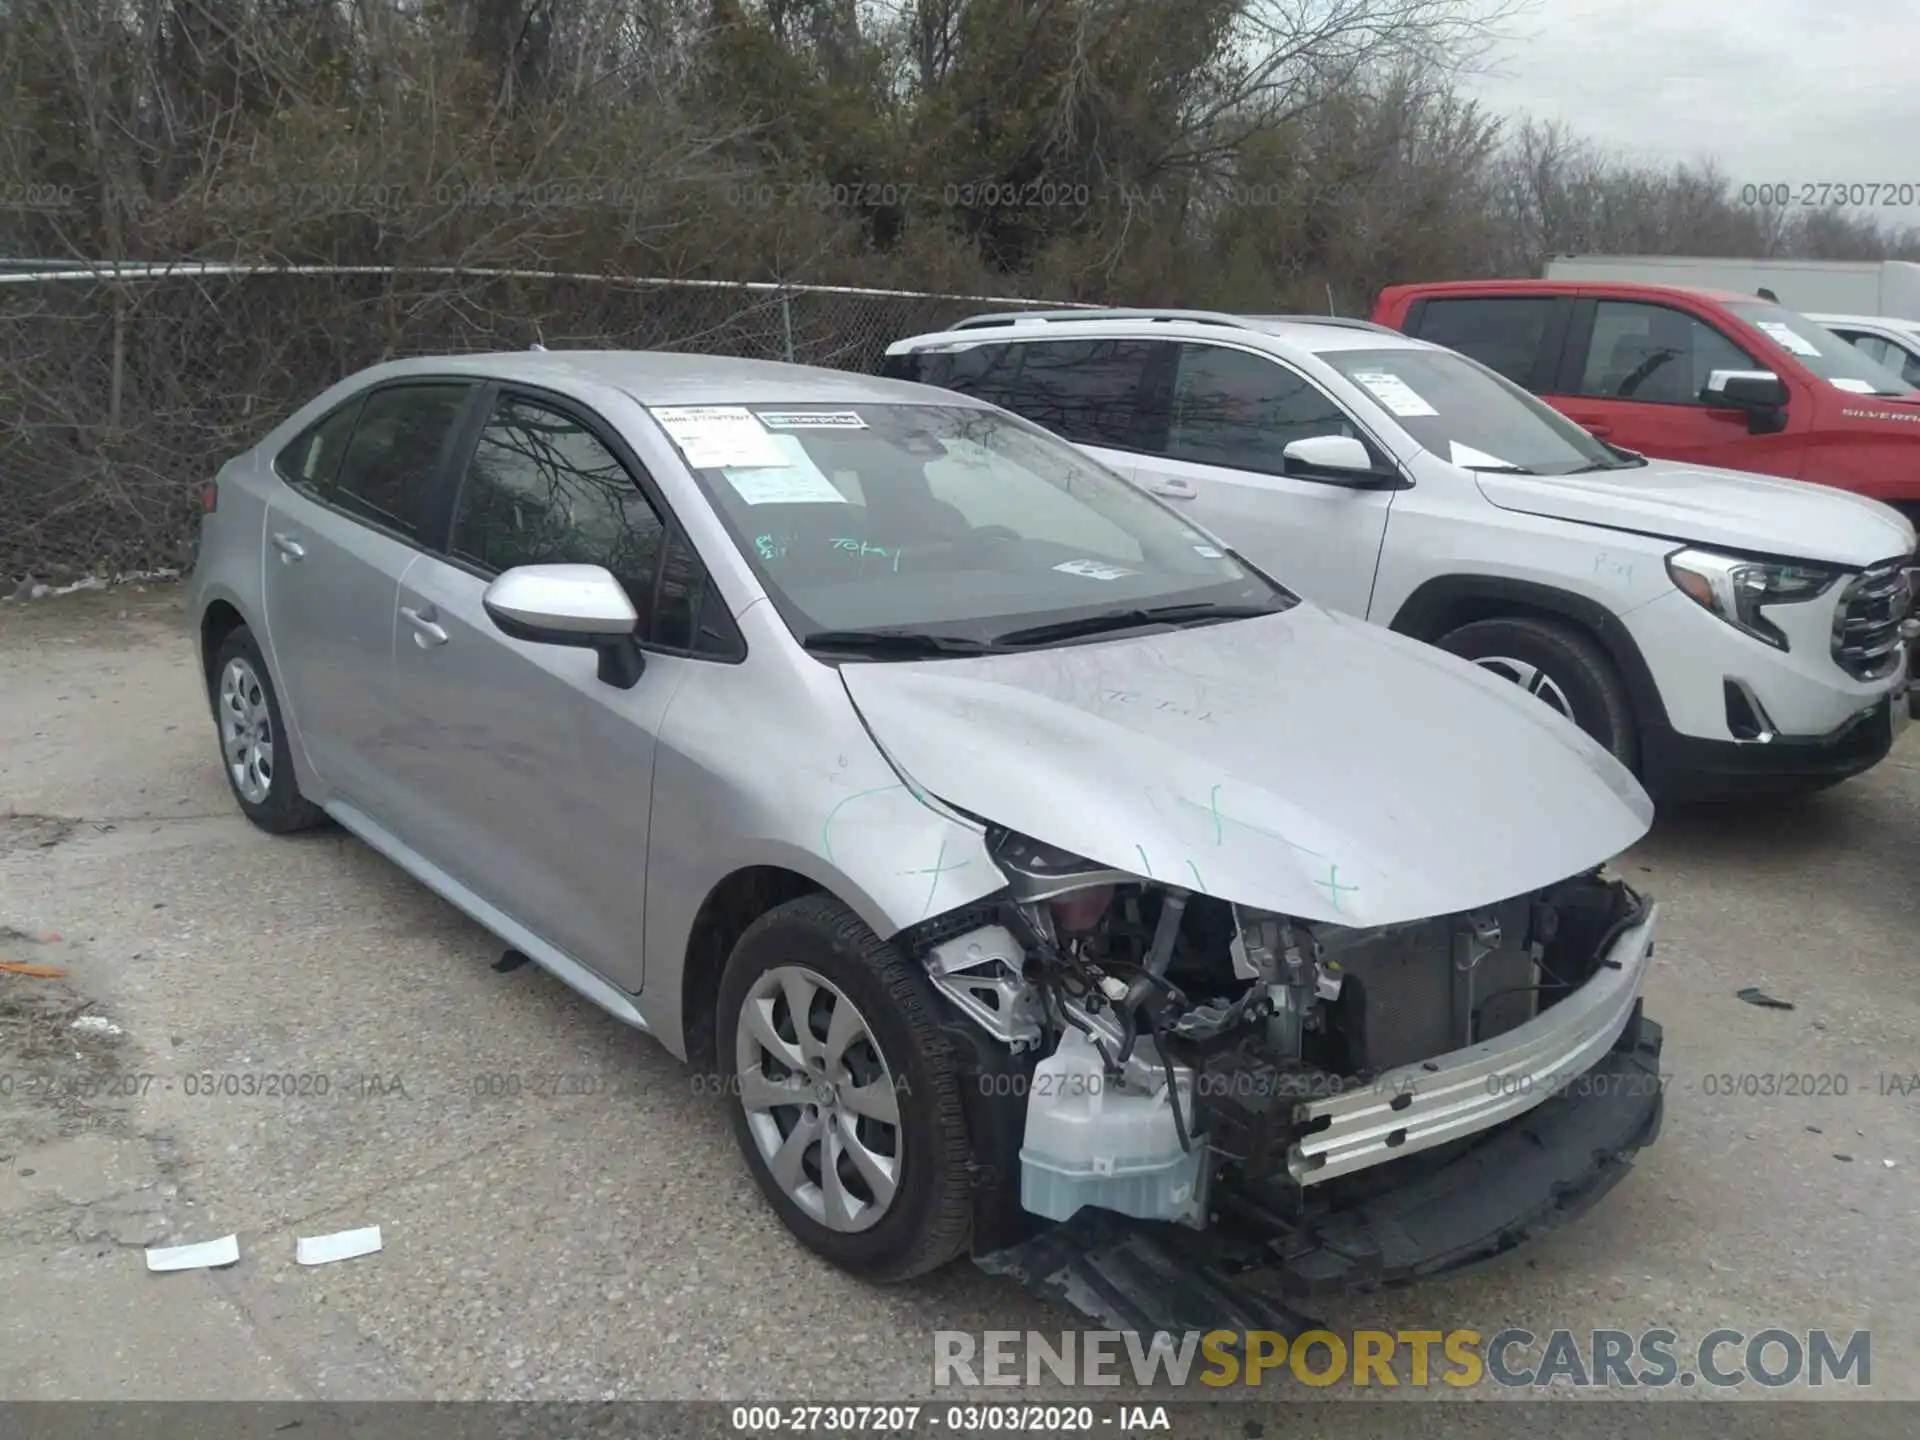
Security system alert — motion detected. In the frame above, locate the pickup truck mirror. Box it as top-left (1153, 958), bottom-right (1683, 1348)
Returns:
top-left (1701, 369), bottom-right (1790, 434)
top-left (1282, 434), bottom-right (1403, 487)
top-left (1702, 369), bottom-right (1788, 410)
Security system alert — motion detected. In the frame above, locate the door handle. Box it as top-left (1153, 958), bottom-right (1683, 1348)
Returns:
top-left (400, 605), bottom-right (449, 647)
top-left (271, 532), bottom-right (305, 561)
top-left (1148, 478), bottom-right (1197, 499)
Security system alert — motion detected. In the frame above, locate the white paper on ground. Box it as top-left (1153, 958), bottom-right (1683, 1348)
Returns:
top-left (1350, 370), bottom-right (1438, 417)
top-left (295, 1225), bottom-right (383, 1266)
top-left (1756, 320), bottom-right (1821, 357)
top-left (1830, 377), bottom-right (1879, 394)
top-left (1449, 440), bottom-right (1521, 469)
top-left (721, 435), bottom-right (849, 505)
top-left (648, 406), bottom-right (791, 469)
top-left (146, 1234), bottom-right (240, 1272)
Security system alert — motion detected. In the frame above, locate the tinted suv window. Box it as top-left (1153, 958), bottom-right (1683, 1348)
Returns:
top-left (275, 399), bottom-right (363, 497)
top-left (914, 343), bottom-right (1023, 409)
top-left (1577, 301), bottom-right (1755, 404)
top-left (1410, 298), bottom-right (1558, 384)
top-left (1002, 340), bottom-right (1155, 448)
top-left (1166, 344), bottom-right (1360, 474)
top-left (450, 394), bottom-right (668, 617)
top-left (330, 384), bottom-right (471, 535)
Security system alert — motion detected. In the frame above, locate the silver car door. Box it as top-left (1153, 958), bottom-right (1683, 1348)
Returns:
top-left (259, 381), bottom-right (476, 816)
top-left (383, 389), bottom-right (695, 990)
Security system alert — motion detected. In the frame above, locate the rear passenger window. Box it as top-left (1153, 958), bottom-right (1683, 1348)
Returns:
top-left (1411, 299), bottom-right (1558, 385)
top-left (1165, 344), bottom-right (1360, 474)
top-left (274, 399), bottom-right (363, 497)
top-left (330, 384), bottom-right (472, 536)
top-left (1001, 340), bottom-right (1156, 449)
top-left (450, 394), bottom-right (668, 619)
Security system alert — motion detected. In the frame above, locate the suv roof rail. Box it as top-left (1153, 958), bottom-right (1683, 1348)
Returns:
top-left (949, 308), bottom-right (1261, 332)
top-left (1249, 314), bottom-right (1403, 335)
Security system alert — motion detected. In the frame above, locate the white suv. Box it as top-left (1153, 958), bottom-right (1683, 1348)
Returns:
top-left (884, 309), bottom-right (1916, 800)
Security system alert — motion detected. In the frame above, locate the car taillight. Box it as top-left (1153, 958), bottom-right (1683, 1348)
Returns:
top-left (201, 481), bottom-right (218, 513)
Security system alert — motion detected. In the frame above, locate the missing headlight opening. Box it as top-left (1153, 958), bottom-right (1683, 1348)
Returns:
top-left (911, 827), bottom-right (1657, 1244)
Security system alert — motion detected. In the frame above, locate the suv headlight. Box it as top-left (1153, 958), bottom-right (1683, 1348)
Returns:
top-left (1665, 548), bottom-right (1839, 651)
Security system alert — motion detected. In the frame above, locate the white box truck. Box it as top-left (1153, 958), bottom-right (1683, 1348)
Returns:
top-left (1543, 255), bottom-right (1920, 321)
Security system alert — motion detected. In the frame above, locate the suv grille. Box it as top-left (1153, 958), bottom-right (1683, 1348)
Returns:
top-left (1831, 559), bottom-right (1911, 681)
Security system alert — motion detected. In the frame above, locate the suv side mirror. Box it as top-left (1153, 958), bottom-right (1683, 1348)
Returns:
top-left (482, 563), bottom-right (646, 688)
top-left (1702, 369), bottom-right (1790, 433)
top-left (1282, 434), bottom-right (1401, 487)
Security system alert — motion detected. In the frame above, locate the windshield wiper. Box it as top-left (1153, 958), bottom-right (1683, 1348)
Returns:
top-left (800, 627), bottom-right (1004, 658)
top-left (991, 601), bottom-right (1283, 649)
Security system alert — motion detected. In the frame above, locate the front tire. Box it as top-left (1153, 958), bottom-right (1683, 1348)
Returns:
top-left (716, 894), bottom-right (973, 1282)
top-left (209, 626), bottom-right (324, 834)
top-left (1437, 615), bottom-right (1638, 767)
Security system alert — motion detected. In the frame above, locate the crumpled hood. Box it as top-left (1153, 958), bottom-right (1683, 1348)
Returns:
top-left (1475, 460), bottom-right (1915, 567)
top-left (838, 606), bottom-right (1653, 927)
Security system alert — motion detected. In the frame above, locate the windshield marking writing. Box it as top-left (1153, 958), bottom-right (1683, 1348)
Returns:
top-left (1186, 860), bottom-right (1207, 893)
top-left (1315, 863), bottom-right (1360, 915)
top-left (1099, 687), bottom-right (1216, 723)
top-left (650, 404), bottom-right (790, 468)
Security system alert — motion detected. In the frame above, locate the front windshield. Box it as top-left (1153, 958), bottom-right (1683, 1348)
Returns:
top-left (649, 402), bottom-right (1292, 640)
top-left (1724, 302), bottom-right (1917, 396)
top-left (1321, 347), bottom-right (1632, 476)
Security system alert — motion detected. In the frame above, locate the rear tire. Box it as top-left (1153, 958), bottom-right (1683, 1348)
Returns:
top-left (209, 626), bottom-right (324, 834)
top-left (1438, 615), bottom-right (1638, 767)
top-left (716, 894), bottom-right (973, 1282)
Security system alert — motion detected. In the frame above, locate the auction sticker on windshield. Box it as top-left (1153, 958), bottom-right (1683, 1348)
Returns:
top-left (649, 405), bottom-right (791, 468)
top-left (1831, 378), bottom-right (1878, 394)
top-left (1755, 320), bottom-right (1821, 357)
top-left (755, 410), bottom-right (869, 429)
top-left (720, 434), bottom-right (849, 505)
top-left (1054, 559), bottom-right (1136, 580)
top-left (1351, 370), bottom-right (1438, 417)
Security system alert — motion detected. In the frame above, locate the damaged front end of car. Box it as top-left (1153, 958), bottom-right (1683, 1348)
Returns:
top-left (902, 827), bottom-right (1665, 1332)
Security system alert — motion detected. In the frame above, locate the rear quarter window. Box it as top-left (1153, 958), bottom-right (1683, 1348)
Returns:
top-left (1410, 298), bottom-right (1560, 386)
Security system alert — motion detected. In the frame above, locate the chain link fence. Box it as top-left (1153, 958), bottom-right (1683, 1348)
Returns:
top-left (0, 265), bottom-right (1095, 581)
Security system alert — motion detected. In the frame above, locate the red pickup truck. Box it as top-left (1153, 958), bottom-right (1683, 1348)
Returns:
top-left (1372, 279), bottom-right (1920, 523)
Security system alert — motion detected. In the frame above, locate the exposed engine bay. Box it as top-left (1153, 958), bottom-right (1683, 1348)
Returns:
top-left (911, 827), bottom-right (1657, 1244)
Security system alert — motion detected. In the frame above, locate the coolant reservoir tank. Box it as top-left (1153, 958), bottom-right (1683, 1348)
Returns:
top-left (1018, 1029), bottom-right (1205, 1225)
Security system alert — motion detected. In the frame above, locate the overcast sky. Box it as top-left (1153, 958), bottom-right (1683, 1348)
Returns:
top-left (1463, 2), bottom-right (1918, 195)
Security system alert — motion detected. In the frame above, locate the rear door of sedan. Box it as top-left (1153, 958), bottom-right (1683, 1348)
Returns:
top-left (260, 379), bottom-right (480, 811)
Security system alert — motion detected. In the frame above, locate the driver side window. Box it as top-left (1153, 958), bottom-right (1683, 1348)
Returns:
top-left (1577, 301), bottom-right (1755, 405)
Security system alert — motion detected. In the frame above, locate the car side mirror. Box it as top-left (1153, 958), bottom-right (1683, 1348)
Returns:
top-left (1282, 434), bottom-right (1400, 487)
top-left (482, 564), bottom-right (646, 689)
top-left (1702, 369), bottom-right (1790, 434)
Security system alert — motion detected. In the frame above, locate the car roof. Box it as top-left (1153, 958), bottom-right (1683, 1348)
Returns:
top-left (1382, 278), bottom-right (1758, 304)
top-left (1805, 312), bottom-right (1920, 330)
top-left (344, 349), bottom-right (983, 408)
top-left (894, 311), bottom-right (1427, 357)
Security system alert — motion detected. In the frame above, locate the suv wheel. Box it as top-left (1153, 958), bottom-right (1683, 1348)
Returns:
top-left (1437, 616), bottom-right (1637, 766)
top-left (716, 894), bottom-right (973, 1282)
top-left (210, 627), bottom-right (325, 833)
